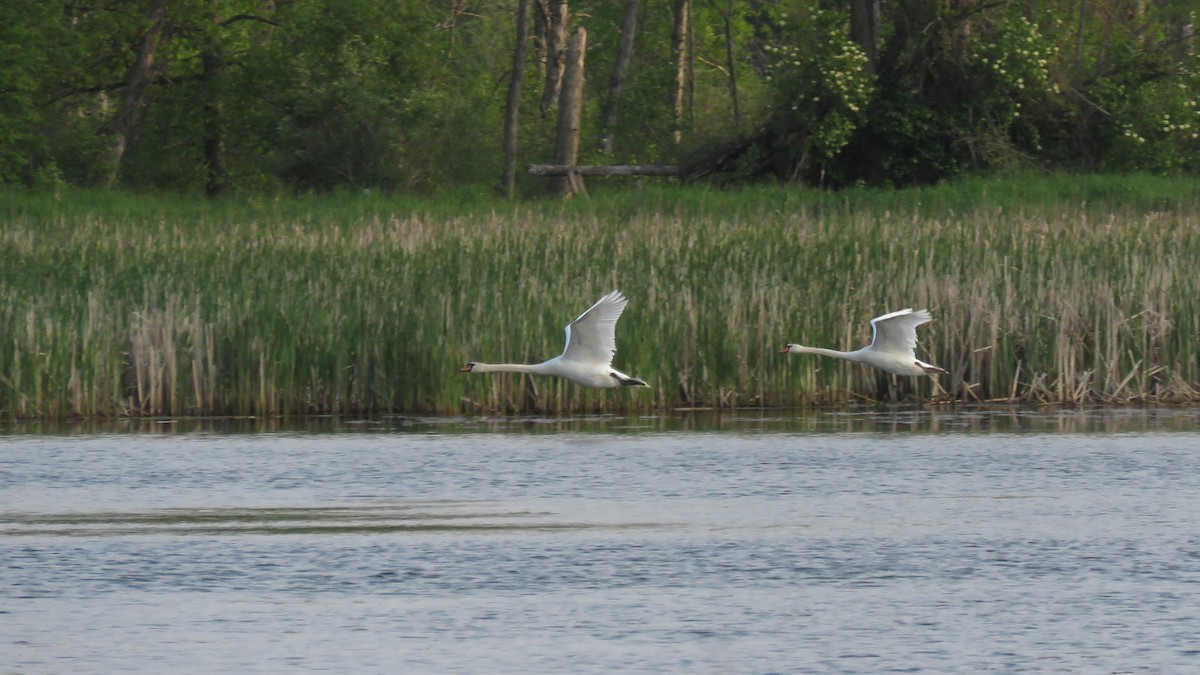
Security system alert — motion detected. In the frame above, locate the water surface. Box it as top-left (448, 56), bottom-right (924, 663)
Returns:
top-left (3, 407), bottom-right (1198, 672)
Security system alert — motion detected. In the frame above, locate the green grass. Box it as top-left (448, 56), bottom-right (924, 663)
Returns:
top-left (2, 173), bottom-right (1198, 418)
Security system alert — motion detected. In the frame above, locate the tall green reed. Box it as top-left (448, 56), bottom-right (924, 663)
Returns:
top-left (1, 174), bottom-right (1197, 418)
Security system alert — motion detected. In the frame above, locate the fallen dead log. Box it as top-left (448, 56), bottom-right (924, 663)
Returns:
top-left (526, 164), bottom-right (683, 177)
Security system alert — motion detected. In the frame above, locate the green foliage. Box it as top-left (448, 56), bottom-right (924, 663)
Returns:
top-left (0, 1), bottom-right (62, 182)
top-left (961, 9), bottom-right (1060, 163)
top-left (245, 1), bottom-right (444, 191)
top-left (761, 5), bottom-right (873, 180)
top-left (1087, 15), bottom-right (1200, 172)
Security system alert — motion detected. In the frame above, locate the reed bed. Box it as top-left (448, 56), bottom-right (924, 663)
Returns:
top-left (2, 175), bottom-right (1198, 418)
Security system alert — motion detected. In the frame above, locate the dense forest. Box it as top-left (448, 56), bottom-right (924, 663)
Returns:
top-left (1, 0), bottom-right (1196, 195)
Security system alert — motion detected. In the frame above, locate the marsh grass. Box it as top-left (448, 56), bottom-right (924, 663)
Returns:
top-left (2, 174), bottom-right (1198, 418)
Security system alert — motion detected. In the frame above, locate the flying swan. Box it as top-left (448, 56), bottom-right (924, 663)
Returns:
top-left (460, 290), bottom-right (649, 388)
top-left (781, 308), bottom-right (947, 376)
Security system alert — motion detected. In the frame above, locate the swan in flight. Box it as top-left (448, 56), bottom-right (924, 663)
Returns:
top-left (781, 308), bottom-right (947, 376)
top-left (460, 290), bottom-right (649, 388)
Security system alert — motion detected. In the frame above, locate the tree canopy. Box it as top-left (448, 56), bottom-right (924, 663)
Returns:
top-left (2, 0), bottom-right (1196, 194)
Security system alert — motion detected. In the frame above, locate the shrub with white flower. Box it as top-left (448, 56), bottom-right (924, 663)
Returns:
top-left (762, 7), bottom-right (873, 177)
top-left (1095, 10), bottom-right (1200, 172)
top-left (965, 12), bottom-right (1059, 131)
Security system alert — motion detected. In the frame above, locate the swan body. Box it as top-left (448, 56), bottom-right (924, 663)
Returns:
top-left (460, 290), bottom-right (649, 388)
top-left (781, 308), bottom-right (946, 377)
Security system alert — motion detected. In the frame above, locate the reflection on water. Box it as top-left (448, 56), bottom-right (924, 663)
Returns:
top-left (4, 404), bottom-right (1199, 435)
top-left (2, 502), bottom-right (670, 538)
top-left (2, 407), bottom-right (1199, 673)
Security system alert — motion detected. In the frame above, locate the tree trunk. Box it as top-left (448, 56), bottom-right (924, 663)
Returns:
top-left (849, 0), bottom-right (879, 74)
top-left (202, 8), bottom-right (227, 198)
top-left (599, 0), bottom-right (640, 153)
top-left (671, 0), bottom-right (691, 143)
top-left (539, 0), bottom-right (569, 118)
top-left (1171, 16), bottom-right (1194, 62)
top-left (532, 2), bottom-right (547, 71)
top-left (553, 26), bottom-right (587, 196)
top-left (717, 0), bottom-right (741, 131)
top-left (101, 0), bottom-right (168, 188)
top-left (1075, 0), bottom-right (1086, 70)
top-left (502, 0), bottom-right (531, 197)
top-left (204, 10), bottom-right (280, 196)
top-left (686, 2), bottom-right (695, 129)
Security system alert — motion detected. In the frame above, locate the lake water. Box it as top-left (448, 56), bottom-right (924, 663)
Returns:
top-left (3, 407), bottom-right (1199, 673)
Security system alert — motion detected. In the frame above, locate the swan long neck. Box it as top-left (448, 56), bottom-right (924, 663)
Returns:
top-left (792, 346), bottom-right (865, 363)
top-left (470, 362), bottom-right (547, 375)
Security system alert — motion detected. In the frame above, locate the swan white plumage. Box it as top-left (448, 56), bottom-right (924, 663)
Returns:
top-left (460, 290), bottom-right (649, 388)
top-left (781, 308), bottom-right (947, 376)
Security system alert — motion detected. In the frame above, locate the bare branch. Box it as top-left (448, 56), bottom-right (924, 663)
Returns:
top-left (217, 14), bottom-right (280, 28)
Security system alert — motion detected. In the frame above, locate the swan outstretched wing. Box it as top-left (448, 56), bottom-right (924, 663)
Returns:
top-left (869, 308), bottom-right (932, 356)
top-left (561, 290), bottom-right (628, 365)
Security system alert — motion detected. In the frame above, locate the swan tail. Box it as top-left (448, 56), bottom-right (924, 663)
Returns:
top-left (916, 359), bottom-right (947, 375)
top-left (611, 371), bottom-right (650, 387)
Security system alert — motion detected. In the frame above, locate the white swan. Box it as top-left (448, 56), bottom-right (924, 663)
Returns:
top-left (460, 290), bottom-right (649, 388)
top-left (781, 308), bottom-right (947, 376)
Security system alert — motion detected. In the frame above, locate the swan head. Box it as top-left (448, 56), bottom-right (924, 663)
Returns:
top-left (459, 362), bottom-right (477, 373)
top-left (780, 344), bottom-right (803, 353)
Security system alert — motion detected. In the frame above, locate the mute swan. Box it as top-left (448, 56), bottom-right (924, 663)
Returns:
top-left (460, 290), bottom-right (649, 388)
top-left (781, 308), bottom-right (947, 376)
